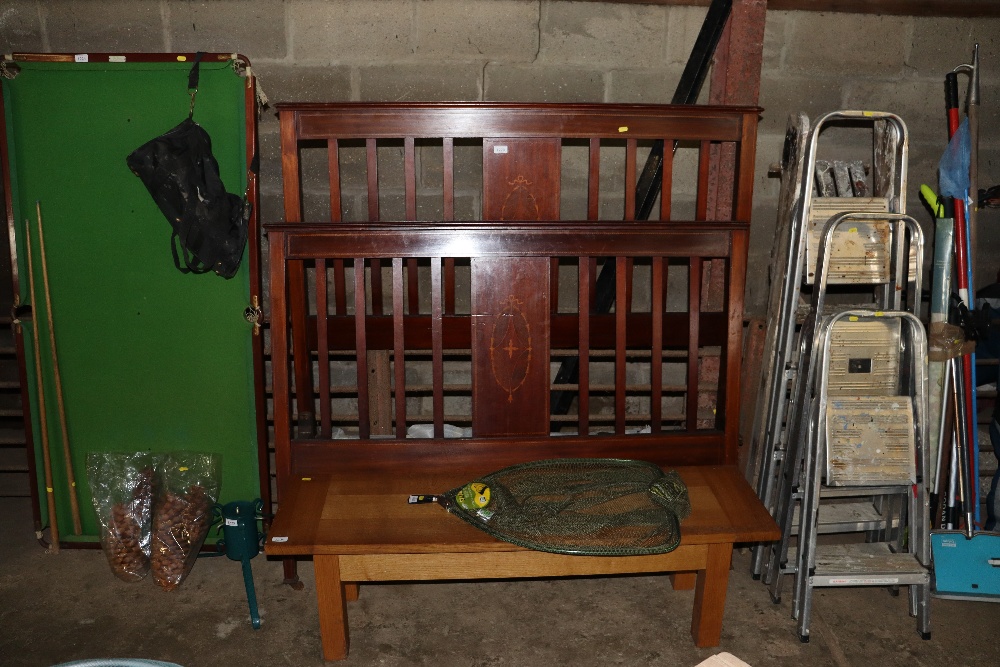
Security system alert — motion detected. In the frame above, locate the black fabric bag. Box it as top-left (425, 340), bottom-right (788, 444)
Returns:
top-left (126, 117), bottom-right (249, 279)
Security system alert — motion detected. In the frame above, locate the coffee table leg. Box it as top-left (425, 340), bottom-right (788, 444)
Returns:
top-left (314, 555), bottom-right (350, 660)
top-left (691, 542), bottom-right (733, 647)
top-left (670, 572), bottom-right (697, 590)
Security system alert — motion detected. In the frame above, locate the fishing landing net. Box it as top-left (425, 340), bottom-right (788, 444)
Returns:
top-left (436, 459), bottom-right (691, 556)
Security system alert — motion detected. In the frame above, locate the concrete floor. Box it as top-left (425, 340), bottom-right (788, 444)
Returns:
top-left (1, 495), bottom-right (996, 667)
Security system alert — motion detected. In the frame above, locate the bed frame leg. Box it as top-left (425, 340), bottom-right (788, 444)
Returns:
top-left (283, 557), bottom-right (303, 590)
top-left (315, 555), bottom-right (350, 660)
top-left (691, 542), bottom-right (733, 647)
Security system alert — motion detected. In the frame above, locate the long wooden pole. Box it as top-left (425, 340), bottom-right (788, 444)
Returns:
top-left (24, 221), bottom-right (59, 552)
top-left (35, 201), bottom-right (82, 534)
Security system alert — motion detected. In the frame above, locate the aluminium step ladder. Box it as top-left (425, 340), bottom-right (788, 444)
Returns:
top-left (794, 309), bottom-right (931, 642)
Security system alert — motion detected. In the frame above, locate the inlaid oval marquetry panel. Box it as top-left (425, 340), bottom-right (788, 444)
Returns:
top-left (489, 296), bottom-right (533, 402)
top-left (500, 175), bottom-right (541, 220)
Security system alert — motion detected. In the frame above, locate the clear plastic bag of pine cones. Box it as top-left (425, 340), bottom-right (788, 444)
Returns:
top-left (86, 452), bottom-right (156, 582)
top-left (150, 452), bottom-right (221, 591)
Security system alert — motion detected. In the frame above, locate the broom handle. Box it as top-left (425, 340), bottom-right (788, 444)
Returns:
top-left (25, 222), bottom-right (59, 551)
top-left (35, 202), bottom-right (82, 535)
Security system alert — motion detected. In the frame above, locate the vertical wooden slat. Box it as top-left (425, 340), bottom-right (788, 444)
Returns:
top-left (734, 115), bottom-right (759, 221)
top-left (392, 258), bottom-right (407, 438)
top-left (625, 258), bottom-right (634, 320)
top-left (268, 231), bottom-right (291, 494)
top-left (615, 256), bottom-right (627, 436)
top-left (365, 138), bottom-right (379, 220)
top-left (550, 258), bottom-right (560, 314)
top-left (403, 136), bottom-right (421, 315)
top-left (287, 267), bottom-right (313, 436)
top-left (404, 137), bottom-right (416, 219)
top-left (279, 111), bottom-right (302, 221)
top-left (368, 352), bottom-right (393, 436)
top-left (579, 258), bottom-right (591, 435)
top-left (651, 256), bottom-right (664, 433)
top-left (328, 141), bottom-right (348, 314)
top-left (725, 230), bottom-right (749, 464)
top-left (589, 257), bottom-right (598, 312)
top-left (316, 259), bottom-right (331, 438)
top-left (431, 258), bottom-right (444, 437)
top-left (625, 139), bottom-right (637, 220)
top-left (328, 140), bottom-right (342, 222)
top-left (650, 140), bottom-right (674, 433)
top-left (443, 138), bottom-right (456, 314)
top-left (366, 139), bottom-right (384, 315)
top-left (443, 138), bottom-right (455, 220)
top-left (588, 138), bottom-right (600, 221)
top-left (696, 140), bottom-right (711, 222)
top-left (660, 142), bottom-right (674, 221)
top-left (687, 257), bottom-right (703, 430)
top-left (354, 258), bottom-right (370, 439)
top-left (624, 139), bottom-right (637, 314)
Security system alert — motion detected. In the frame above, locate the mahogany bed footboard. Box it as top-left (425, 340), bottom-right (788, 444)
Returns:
top-left (267, 220), bottom-right (749, 482)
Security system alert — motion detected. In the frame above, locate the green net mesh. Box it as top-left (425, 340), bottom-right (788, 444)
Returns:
top-left (442, 458), bottom-right (691, 556)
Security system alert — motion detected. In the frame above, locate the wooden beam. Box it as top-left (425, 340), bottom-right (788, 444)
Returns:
top-left (769, 0), bottom-right (1000, 15)
top-left (705, 0), bottom-right (766, 221)
top-left (581, 0), bottom-right (1000, 18)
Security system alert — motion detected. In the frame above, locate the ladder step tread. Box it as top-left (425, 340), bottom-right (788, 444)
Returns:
top-left (813, 543), bottom-right (927, 578)
top-left (793, 500), bottom-right (901, 534)
top-left (818, 484), bottom-right (911, 498)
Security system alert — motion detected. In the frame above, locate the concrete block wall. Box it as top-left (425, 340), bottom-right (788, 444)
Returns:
top-left (4, 0), bottom-right (1000, 318)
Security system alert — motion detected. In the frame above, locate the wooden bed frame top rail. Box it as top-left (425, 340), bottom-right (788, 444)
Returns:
top-left (273, 220), bottom-right (744, 258)
top-left (277, 101), bottom-right (759, 139)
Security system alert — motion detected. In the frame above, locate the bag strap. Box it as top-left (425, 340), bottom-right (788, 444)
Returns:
top-left (187, 51), bottom-right (204, 119)
top-left (171, 231), bottom-right (211, 275)
top-left (241, 151), bottom-right (259, 217)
